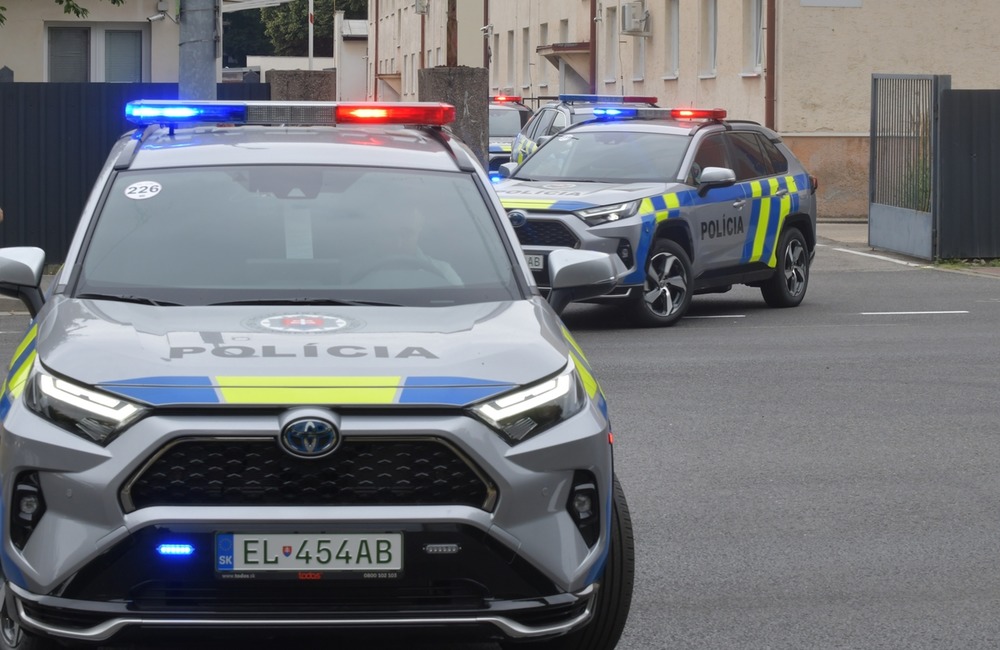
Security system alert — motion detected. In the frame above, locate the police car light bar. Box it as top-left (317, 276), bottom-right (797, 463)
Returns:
top-left (492, 95), bottom-right (522, 103)
top-left (558, 94), bottom-right (658, 105)
top-left (125, 100), bottom-right (456, 127)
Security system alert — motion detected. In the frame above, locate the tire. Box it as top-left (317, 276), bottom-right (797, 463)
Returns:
top-left (0, 583), bottom-right (60, 650)
top-left (500, 476), bottom-right (635, 650)
top-left (628, 239), bottom-right (692, 327)
top-left (760, 227), bottom-right (810, 308)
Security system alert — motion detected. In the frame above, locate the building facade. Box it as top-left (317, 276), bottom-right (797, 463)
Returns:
top-left (369, 0), bottom-right (1000, 219)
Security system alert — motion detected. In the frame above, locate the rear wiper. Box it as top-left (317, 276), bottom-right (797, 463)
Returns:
top-left (76, 293), bottom-right (182, 306)
top-left (208, 298), bottom-right (401, 307)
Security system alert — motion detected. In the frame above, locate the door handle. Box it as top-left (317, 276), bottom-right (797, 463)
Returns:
top-left (732, 200), bottom-right (746, 209)
top-left (775, 189), bottom-right (789, 197)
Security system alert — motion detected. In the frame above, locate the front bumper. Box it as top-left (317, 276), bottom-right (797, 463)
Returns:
top-left (1, 404), bottom-right (614, 644)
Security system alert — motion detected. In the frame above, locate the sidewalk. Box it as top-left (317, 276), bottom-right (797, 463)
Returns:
top-left (817, 218), bottom-right (869, 246)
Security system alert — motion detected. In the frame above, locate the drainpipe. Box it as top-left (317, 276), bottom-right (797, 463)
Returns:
top-left (373, 0), bottom-right (380, 100)
top-left (765, 0), bottom-right (776, 129)
top-left (589, 0), bottom-right (597, 93)
top-left (484, 0), bottom-right (490, 68)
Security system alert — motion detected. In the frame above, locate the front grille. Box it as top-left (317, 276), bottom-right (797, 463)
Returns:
top-left (513, 220), bottom-right (579, 247)
top-left (122, 437), bottom-right (494, 511)
top-left (129, 580), bottom-right (488, 612)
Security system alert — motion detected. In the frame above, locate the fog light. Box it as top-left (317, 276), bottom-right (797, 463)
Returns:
top-left (617, 239), bottom-right (633, 267)
top-left (19, 494), bottom-right (39, 516)
top-left (571, 492), bottom-right (594, 520)
top-left (10, 471), bottom-right (46, 550)
top-left (566, 471), bottom-right (600, 547)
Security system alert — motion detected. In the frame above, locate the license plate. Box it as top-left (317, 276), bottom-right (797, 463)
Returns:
top-left (216, 533), bottom-right (402, 573)
top-left (524, 254), bottom-right (545, 270)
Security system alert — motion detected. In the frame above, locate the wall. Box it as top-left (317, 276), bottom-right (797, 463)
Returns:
top-left (0, 0), bottom-right (179, 82)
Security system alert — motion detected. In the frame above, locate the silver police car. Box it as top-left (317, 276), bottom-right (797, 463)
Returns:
top-left (0, 100), bottom-right (633, 649)
top-left (497, 106), bottom-right (819, 327)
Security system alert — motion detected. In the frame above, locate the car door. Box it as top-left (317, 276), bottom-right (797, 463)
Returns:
top-left (727, 131), bottom-right (793, 269)
top-left (684, 132), bottom-right (748, 276)
top-left (513, 108), bottom-right (556, 163)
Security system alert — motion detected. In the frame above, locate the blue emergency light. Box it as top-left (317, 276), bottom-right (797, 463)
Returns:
top-left (126, 101), bottom-right (248, 126)
top-left (156, 543), bottom-right (196, 557)
top-left (593, 107), bottom-right (638, 118)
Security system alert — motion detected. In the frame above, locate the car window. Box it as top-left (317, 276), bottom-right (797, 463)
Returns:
top-left (688, 134), bottom-right (729, 184)
top-left (515, 130), bottom-right (689, 183)
top-left (526, 108), bottom-right (557, 140)
top-left (760, 135), bottom-right (790, 174)
top-left (728, 132), bottom-right (772, 181)
top-left (489, 107), bottom-right (525, 137)
top-left (79, 166), bottom-right (519, 306)
top-left (550, 110), bottom-right (570, 134)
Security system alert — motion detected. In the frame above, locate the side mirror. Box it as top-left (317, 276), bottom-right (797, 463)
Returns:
top-left (0, 247), bottom-right (46, 317)
top-left (498, 162), bottom-right (518, 179)
top-left (546, 249), bottom-right (622, 315)
top-left (697, 166), bottom-right (737, 196)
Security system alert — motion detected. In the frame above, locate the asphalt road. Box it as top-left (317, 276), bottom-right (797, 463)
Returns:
top-left (3, 222), bottom-right (1000, 649)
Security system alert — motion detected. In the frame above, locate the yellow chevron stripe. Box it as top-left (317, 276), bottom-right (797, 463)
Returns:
top-left (216, 375), bottom-right (400, 404)
top-left (750, 180), bottom-right (764, 198)
top-left (500, 198), bottom-right (559, 209)
top-left (561, 328), bottom-right (600, 399)
top-left (751, 197), bottom-right (772, 262)
top-left (9, 324), bottom-right (37, 372)
top-left (6, 350), bottom-right (36, 399)
top-left (767, 196), bottom-right (793, 267)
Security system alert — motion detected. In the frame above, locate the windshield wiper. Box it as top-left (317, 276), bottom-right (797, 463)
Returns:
top-left (208, 298), bottom-right (401, 307)
top-left (76, 293), bottom-right (182, 306)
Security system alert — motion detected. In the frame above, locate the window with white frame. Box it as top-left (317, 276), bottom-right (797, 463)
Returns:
top-left (743, 0), bottom-right (764, 74)
top-left (604, 5), bottom-right (618, 83)
top-left (48, 23), bottom-right (149, 82)
top-left (506, 30), bottom-right (514, 90)
top-left (699, 0), bottom-right (717, 77)
top-left (631, 31), bottom-right (645, 81)
top-left (521, 27), bottom-right (531, 89)
top-left (663, 0), bottom-right (679, 79)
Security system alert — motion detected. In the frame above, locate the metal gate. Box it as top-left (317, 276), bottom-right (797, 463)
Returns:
top-left (868, 74), bottom-right (950, 260)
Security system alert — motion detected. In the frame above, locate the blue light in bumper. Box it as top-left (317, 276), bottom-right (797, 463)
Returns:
top-left (157, 543), bottom-right (196, 557)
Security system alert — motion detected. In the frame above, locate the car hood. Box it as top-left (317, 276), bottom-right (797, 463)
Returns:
top-left (495, 178), bottom-right (682, 210)
top-left (488, 137), bottom-right (513, 152)
top-left (24, 297), bottom-right (577, 407)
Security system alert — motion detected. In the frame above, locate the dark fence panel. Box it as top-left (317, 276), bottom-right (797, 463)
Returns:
top-left (938, 90), bottom-right (1000, 259)
top-left (0, 82), bottom-right (270, 263)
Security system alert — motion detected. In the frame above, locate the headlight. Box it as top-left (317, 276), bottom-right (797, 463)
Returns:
top-left (575, 200), bottom-right (640, 226)
top-left (23, 362), bottom-right (147, 445)
top-left (471, 362), bottom-right (587, 444)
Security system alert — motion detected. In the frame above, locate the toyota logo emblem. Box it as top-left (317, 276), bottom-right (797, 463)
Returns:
top-left (280, 418), bottom-right (340, 459)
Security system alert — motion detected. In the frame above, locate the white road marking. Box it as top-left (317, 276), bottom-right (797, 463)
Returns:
top-left (688, 314), bottom-right (747, 319)
top-left (860, 311), bottom-right (969, 315)
top-left (821, 245), bottom-right (931, 268)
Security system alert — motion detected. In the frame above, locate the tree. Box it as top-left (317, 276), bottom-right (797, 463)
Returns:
top-left (222, 8), bottom-right (275, 68)
top-left (261, 0), bottom-right (367, 57)
top-left (0, 0), bottom-right (126, 26)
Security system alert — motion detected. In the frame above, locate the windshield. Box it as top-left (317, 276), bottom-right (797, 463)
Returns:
top-left (489, 107), bottom-right (525, 137)
top-left (77, 166), bottom-right (520, 306)
top-left (515, 129), bottom-right (690, 183)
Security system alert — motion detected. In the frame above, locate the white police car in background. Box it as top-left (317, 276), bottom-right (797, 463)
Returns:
top-left (0, 100), bottom-right (633, 649)
top-left (497, 105), bottom-right (819, 327)
top-left (488, 95), bottom-right (533, 174)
